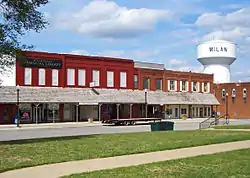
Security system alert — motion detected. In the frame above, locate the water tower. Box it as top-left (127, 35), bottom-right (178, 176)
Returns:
top-left (197, 40), bottom-right (236, 83)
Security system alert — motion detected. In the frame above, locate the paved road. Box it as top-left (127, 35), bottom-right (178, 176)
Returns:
top-left (1, 119), bottom-right (250, 142)
top-left (0, 125), bottom-right (151, 142)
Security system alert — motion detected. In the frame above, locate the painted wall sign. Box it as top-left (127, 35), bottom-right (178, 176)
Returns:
top-left (209, 47), bottom-right (228, 52)
top-left (21, 58), bottom-right (62, 69)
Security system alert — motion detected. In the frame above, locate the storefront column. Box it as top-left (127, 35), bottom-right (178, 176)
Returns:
top-left (76, 104), bottom-right (79, 122)
top-left (179, 105), bottom-right (181, 119)
top-left (130, 104), bottom-right (133, 118)
top-left (34, 103), bottom-right (40, 124)
top-left (116, 104), bottom-right (120, 119)
top-left (98, 104), bottom-right (102, 122)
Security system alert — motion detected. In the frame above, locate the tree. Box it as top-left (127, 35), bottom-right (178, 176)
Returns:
top-left (0, 0), bottom-right (49, 73)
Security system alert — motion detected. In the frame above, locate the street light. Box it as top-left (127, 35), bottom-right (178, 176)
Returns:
top-left (225, 93), bottom-right (229, 125)
top-left (16, 85), bottom-right (20, 127)
top-left (144, 89), bottom-right (148, 118)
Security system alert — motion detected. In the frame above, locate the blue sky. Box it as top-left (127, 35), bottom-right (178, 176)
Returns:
top-left (1, 0), bottom-right (250, 85)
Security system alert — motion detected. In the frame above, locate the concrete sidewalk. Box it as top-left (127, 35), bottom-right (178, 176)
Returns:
top-left (0, 122), bottom-right (102, 130)
top-left (1, 140), bottom-right (250, 178)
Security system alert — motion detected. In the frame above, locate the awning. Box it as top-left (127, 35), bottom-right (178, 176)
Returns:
top-left (0, 86), bottom-right (220, 105)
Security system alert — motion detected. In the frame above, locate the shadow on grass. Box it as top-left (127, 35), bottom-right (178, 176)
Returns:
top-left (0, 134), bottom-right (99, 145)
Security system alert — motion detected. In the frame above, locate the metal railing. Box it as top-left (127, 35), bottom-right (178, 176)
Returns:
top-left (199, 114), bottom-right (229, 129)
top-left (199, 117), bottom-right (213, 129)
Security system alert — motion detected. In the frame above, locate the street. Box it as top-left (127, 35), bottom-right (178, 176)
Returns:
top-left (0, 125), bottom-right (151, 141)
top-left (1, 119), bottom-right (250, 142)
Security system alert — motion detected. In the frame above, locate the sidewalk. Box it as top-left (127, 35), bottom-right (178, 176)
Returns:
top-left (0, 122), bottom-right (102, 130)
top-left (1, 140), bottom-right (250, 178)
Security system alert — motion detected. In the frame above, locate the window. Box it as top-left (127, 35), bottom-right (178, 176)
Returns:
top-left (243, 88), bottom-right (247, 98)
top-left (196, 108), bottom-right (199, 117)
top-left (204, 107), bottom-right (207, 117)
top-left (24, 68), bottom-right (32, 85)
top-left (120, 72), bottom-right (127, 88)
top-left (181, 80), bottom-right (188, 91)
top-left (38, 68), bottom-right (46, 85)
top-left (170, 80), bottom-right (175, 91)
top-left (107, 71), bottom-right (114, 87)
top-left (52, 69), bottom-right (58, 86)
top-left (78, 69), bottom-right (86, 86)
top-left (203, 82), bottom-right (210, 93)
top-left (92, 70), bottom-right (100, 87)
top-left (232, 88), bottom-right (236, 97)
top-left (192, 81), bottom-right (199, 92)
top-left (143, 77), bottom-right (150, 89)
top-left (208, 107), bottom-right (211, 117)
top-left (181, 108), bottom-right (187, 115)
top-left (67, 68), bottom-right (75, 86)
top-left (222, 89), bottom-right (225, 98)
top-left (134, 75), bottom-right (138, 89)
top-left (156, 79), bottom-right (162, 90)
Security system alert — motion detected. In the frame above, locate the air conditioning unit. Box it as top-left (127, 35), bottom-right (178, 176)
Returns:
top-left (232, 88), bottom-right (236, 98)
top-left (243, 88), bottom-right (247, 98)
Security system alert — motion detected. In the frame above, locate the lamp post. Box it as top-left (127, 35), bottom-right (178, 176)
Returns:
top-left (225, 93), bottom-right (229, 125)
top-left (16, 85), bottom-right (20, 127)
top-left (144, 89), bottom-right (148, 118)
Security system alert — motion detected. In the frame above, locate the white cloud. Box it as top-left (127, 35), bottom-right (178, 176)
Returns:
top-left (177, 65), bottom-right (203, 73)
top-left (71, 50), bottom-right (90, 55)
top-left (195, 8), bottom-right (250, 30)
top-left (202, 27), bottom-right (250, 41)
top-left (168, 59), bottom-right (186, 65)
top-left (54, 0), bottom-right (172, 39)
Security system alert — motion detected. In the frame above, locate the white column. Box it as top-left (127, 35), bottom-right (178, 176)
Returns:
top-left (35, 104), bottom-right (40, 124)
top-left (98, 104), bottom-right (102, 122)
top-left (130, 104), bottom-right (133, 118)
top-left (76, 104), bottom-right (79, 122)
top-left (116, 104), bottom-right (120, 119)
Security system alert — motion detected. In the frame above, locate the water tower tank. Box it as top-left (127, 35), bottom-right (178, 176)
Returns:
top-left (197, 40), bottom-right (236, 84)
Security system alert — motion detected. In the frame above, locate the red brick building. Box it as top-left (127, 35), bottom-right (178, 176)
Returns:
top-left (0, 50), bottom-right (219, 124)
top-left (214, 82), bottom-right (250, 119)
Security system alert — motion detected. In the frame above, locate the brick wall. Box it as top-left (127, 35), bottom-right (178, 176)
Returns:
top-left (214, 82), bottom-right (250, 119)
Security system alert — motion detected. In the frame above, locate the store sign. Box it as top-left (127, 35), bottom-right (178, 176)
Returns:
top-left (209, 47), bottom-right (228, 52)
top-left (21, 58), bottom-right (62, 69)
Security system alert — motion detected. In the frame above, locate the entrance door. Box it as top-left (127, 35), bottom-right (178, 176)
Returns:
top-left (32, 105), bottom-right (43, 123)
top-left (200, 108), bottom-right (203, 118)
top-left (175, 108), bottom-right (178, 118)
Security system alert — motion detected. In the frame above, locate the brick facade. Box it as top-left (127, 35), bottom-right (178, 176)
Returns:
top-left (214, 83), bottom-right (250, 119)
top-left (16, 50), bottom-right (214, 94)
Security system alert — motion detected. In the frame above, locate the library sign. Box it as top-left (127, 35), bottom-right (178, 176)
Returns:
top-left (21, 58), bottom-right (62, 69)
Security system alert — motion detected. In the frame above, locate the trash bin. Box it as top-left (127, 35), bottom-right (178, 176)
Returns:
top-left (151, 121), bottom-right (174, 131)
top-left (151, 122), bottom-right (161, 131)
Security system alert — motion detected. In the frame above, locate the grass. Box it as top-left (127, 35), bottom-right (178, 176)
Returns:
top-left (65, 148), bottom-right (250, 178)
top-left (213, 124), bottom-right (250, 129)
top-left (1, 130), bottom-right (250, 173)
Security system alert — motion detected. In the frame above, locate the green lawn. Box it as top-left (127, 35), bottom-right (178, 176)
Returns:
top-left (1, 130), bottom-right (250, 173)
top-left (65, 148), bottom-right (250, 178)
top-left (214, 124), bottom-right (250, 129)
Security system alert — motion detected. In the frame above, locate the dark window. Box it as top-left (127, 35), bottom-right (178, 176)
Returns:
top-left (134, 75), bottom-right (138, 89)
top-left (143, 77), bottom-right (150, 89)
top-left (156, 79), bottom-right (162, 90)
top-left (181, 108), bottom-right (187, 115)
